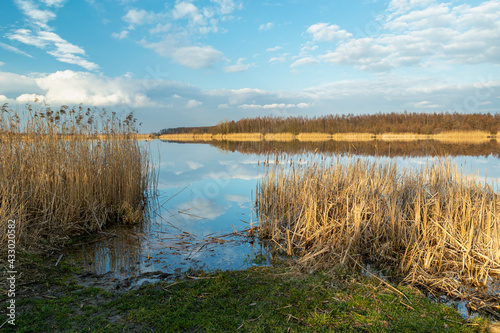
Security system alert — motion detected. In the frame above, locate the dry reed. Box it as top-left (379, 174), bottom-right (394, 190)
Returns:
top-left (377, 133), bottom-right (432, 141)
top-left (264, 133), bottom-right (295, 142)
top-left (0, 103), bottom-right (155, 249)
top-left (331, 132), bottom-right (375, 141)
top-left (257, 155), bottom-right (500, 313)
top-left (295, 133), bottom-right (332, 142)
top-left (433, 130), bottom-right (492, 144)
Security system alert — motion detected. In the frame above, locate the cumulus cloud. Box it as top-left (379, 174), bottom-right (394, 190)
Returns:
top-left (0, 71), bottom-right (44, 97)
top-left (306, 23), bottom-right (352, 41)
top-left (171, 45), bottom-right (223, 69)
top-left (114, 1), bottom-right (243, 70)
top-left (33, 70), bottom-right (153, 106)
top-left (305, 1), bottom-right (500, 72)
top-left (173, 2), bottom-right (205, 25)
top-left (123, 8), bottom-right (162, 26)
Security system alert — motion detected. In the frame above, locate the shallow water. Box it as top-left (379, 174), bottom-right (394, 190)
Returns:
top-left (67, 140), bottom-right (500, 312)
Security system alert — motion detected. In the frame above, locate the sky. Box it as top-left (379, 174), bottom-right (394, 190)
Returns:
top-left (0, 0), bottom-right (499, 132)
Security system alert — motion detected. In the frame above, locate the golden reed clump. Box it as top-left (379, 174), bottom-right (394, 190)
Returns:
top-left (0, 103), bottom-right (155, 249)
top-left (257, 154), bottom-right (499, 311)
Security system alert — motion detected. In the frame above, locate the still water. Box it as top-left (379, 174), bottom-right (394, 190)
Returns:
top-left (68, 140), bottom-right (500, 290)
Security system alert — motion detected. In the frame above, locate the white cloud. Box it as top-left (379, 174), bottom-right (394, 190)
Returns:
top-left (0, 72), bottom-right (42, 96)
top-left (266, 46), bottom-right (282, 52)
top-left (33, 70), bottom-right (154, 107)
top-left (111, 30), bottom-right (129, 40)
top-left (144, 38), bottom-right (224, 69)
top-left (290, 57), bottom-right (320, 68)
top-left (223, 58), bottom-right (253, 73)
top-left (10, 1), bottom-right (98, 70)
top-left (16, 93), bottom-right (45, 104)
top-left (186, 99), bottom-right (202, 108)
top-left (123, 8), bottom-right (162, 26)
top-left (0, 42), bottom-right (32, 58)
top-left (173, 2), bottom-right (205, 25)
top-left (306, 1), bottom-right (500, 72)
top-left (269, 53), bottom-right (288, 63)
top-left (211, 0), bottom-right (240, 15)
top-left (238, 102), bottom-right (311, 109)
top-left (259, 22), bottom-right (274, 31)
top-left (172, 45), bottom-right (223, 69)
top-left (306, 23), bottom-right (352, 42)
top-left (14, 0), bottom-right (56, 29)
top-left (413, 101), bottom-right (443, 108)
top-left (0, 62), bottom-right (3, 67)
top-left (40, 0), bottom-right (65, 7)
top-left (9, 29), bottom-right (99, 71)
top-left (149, 23), bottom-right (171, 34)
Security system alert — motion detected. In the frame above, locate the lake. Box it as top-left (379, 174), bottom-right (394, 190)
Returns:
top-left (68, 139), bottom-right (500, 292)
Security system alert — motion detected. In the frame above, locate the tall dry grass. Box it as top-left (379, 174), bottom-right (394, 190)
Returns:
top-left (257, 155), bottom-right (500, 309)
top-left (433, 130), bottom-right (492, 144)
top-left (0, 103), bottom-right (155, 249)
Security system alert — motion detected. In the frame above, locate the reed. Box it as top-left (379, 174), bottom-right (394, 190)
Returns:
top-left (377, 133), bottom-right (432, 141)
top-left (264, 133), bottom-right (295, 142)
top-left (0, 103), bottom-right (155, 248)
top-left (295, 132), bottom-right (332, 142)
top-left (257, 155), bottom-right (500, 311)
top-left (331, 132), bottom-right (374, 141)
top-left (223, 133), bottom-right (263, 141)
top-left (433, 130), bottom-right (492, 144)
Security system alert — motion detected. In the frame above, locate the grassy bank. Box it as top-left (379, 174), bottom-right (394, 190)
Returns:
top-left (2, 251), bottom-right (494, 332)
top-left (0, 104), bottom-right (154, 249)
top-left (158, 130), bottom-right (495, 143)
top-left (256, 156), bottom-right (500, 317)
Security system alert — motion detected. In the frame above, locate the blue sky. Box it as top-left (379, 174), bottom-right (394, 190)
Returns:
top-left (1, 0), bottom-right (499, 132)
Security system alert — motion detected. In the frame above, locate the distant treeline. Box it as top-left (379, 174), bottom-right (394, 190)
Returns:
top-left (158, 112), bottom-right (500, 135)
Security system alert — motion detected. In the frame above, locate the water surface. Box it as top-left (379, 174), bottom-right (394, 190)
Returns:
top-left (68, 140), bottom-right (500, 294)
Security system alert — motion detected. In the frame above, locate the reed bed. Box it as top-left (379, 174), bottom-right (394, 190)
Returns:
top-left (159, 133), bottom-right (213, 141)
top-left (257, 155), bottom-right (500, 315)
top-left (0, 103), bottom-right (155, 249)
top-left (377, 133), bottom-right (432, 141)
top-left (331, 132), bottom-right (375, 141)
top-left (264, 133), bottom-right (295, 142)
top-left (221, 133), bottom-right (264, 141)
top-left (433, 130), bottom-right (493, 144)
top-left (295, 133), bottom-right (332, 142)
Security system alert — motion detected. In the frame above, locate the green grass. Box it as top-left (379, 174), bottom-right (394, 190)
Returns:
top-left (3, 252), bottom-right (492, 332)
